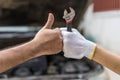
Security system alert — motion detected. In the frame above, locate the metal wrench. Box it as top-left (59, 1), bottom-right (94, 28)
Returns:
top-left (63, 7), bottom-right (75, 32)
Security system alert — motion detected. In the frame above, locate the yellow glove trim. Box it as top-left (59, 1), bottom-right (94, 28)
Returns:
top-left (89, 44), bottom-right (97, 60)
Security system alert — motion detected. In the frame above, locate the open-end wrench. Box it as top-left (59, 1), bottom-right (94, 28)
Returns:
top-left (63, 7), bottom-right (75, 32)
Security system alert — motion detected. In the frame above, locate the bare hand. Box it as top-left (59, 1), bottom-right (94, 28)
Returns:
top-left (32, 13), bottom-right (63, 56)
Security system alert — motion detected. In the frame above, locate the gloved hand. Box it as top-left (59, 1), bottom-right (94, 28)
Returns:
top-left (60, 28), bottom-right (96, 60)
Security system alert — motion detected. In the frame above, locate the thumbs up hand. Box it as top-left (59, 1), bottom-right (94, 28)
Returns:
top-left (32, 13), bottom-right (63, 57)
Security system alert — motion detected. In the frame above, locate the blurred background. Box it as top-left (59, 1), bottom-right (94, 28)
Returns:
top-left (0, 0), bottom-right (119, 80)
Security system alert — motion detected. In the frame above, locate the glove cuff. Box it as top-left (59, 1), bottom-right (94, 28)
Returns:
top-left (89, 44), bottom-right (97, 60)
top-left (85, 40), bottom-right (97, 60)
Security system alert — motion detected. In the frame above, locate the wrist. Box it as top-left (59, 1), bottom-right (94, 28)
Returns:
top-left (29, 39), bottom-right (44, 57)
top-left (85, 40), bottom-right (97, 60)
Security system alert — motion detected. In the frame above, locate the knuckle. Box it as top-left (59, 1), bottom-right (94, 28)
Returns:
top-left (54, 28), bottom-right (60, 32)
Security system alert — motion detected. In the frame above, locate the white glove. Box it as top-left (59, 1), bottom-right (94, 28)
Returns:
top-left (60, 28), bottom-right (96, 60)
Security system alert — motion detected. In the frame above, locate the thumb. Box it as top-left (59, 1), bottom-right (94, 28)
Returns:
top-left (44, 13), bottom-right (54, 29)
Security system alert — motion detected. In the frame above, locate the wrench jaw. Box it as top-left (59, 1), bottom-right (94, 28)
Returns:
top-left (63, 7), bottom-right (75, 23)
top-left (63, 7), bottom-right (75, 32)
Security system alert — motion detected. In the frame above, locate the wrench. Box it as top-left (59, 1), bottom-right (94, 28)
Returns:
top-left (63, 7), bottom-right (75, 32)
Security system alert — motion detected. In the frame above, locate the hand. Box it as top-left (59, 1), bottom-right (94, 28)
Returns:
top-left (60, 28), bottom-right (96, 59)
top-left (32, 13), bottom-right (63, 56)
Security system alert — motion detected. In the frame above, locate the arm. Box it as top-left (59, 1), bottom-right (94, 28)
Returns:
top-left (60, 28), bottom-right (120, 75)
top-left (0, 13), bottom-right (62, 73)
top-left (93, 46), bottom-right (120, 74)
top-left (0, 41), bottom-right (37, 73)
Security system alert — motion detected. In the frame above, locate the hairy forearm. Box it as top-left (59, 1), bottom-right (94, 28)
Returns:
top-left (0, 40), bottom-right (40, 73)
top-left (93, 46), bottom-right (120, 74)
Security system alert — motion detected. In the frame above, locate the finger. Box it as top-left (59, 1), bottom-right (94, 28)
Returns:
top-left (44, 13), bottom-right (54, 29)
top-left (60, 28), bottom-right (67, 31)
top-left (55, 28), bottom-right (63, 50)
